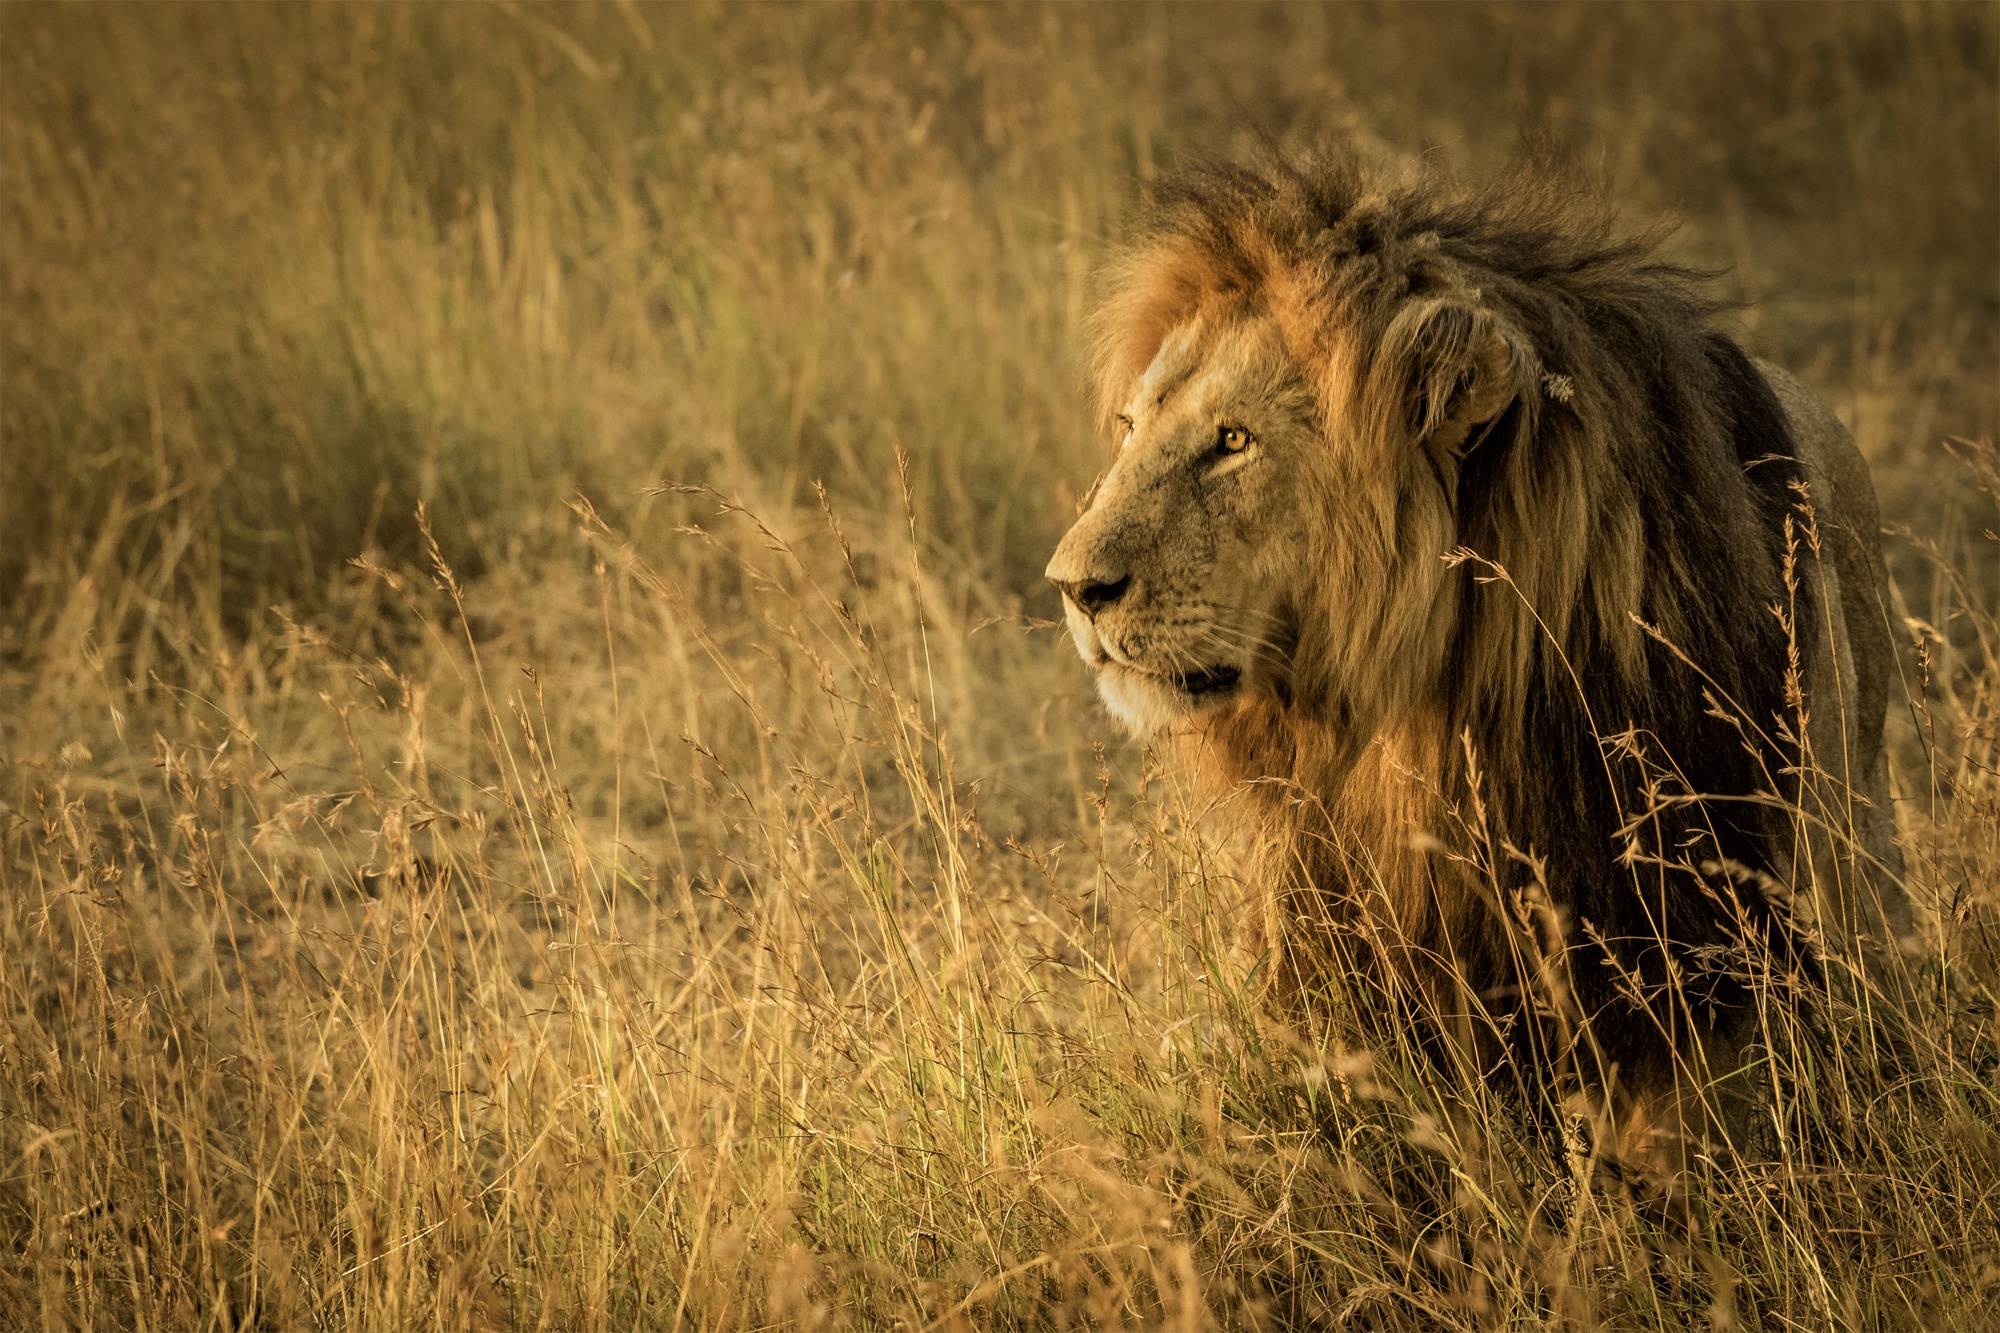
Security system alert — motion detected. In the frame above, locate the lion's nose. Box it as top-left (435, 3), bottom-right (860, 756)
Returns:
top-left (1050, 574), bottom-right (1131, 620)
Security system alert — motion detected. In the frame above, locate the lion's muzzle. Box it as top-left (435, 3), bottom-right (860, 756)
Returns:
top-left (1046, 504), bottom-right (1249, 733)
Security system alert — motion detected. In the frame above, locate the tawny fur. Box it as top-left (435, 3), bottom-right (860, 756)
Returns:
top-left (1048, 149), bottom-right (1911, 1153)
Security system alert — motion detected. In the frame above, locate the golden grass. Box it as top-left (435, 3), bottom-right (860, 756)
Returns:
top-left (3, 4), bottom-right (1998, 1328)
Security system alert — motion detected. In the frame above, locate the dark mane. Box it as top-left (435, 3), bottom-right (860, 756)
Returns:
top-left (1096, 149), bottom-right (1818, 1093)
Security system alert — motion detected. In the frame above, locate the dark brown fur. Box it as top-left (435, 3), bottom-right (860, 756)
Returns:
top-left (1092, 150), bottom-right (1826, 1124)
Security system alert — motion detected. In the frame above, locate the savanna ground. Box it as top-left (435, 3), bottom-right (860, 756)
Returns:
top-left (4, 4), bottom-right (1999, 1329)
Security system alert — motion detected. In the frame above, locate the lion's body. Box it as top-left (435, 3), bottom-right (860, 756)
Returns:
top-left (1045, 152), bottom-right (1911, 1155)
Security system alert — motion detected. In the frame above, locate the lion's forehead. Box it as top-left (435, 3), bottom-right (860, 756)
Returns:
top-left (1129, 319), bottom-right (1280, 425)
top-left (1132, 323), bottom-right (1204, 412)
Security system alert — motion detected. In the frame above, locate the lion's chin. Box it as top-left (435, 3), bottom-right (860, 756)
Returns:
top-left (1095, 663), bottom-right (1243, 736)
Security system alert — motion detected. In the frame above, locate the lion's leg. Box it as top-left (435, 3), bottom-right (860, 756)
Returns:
top-left (1854, 748), bottom-right (1914, 944)
top-left (1796, 560), bottom-right (1917, 994)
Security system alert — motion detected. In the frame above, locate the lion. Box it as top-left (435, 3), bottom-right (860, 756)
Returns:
top-left (1045, 150), bottom-right (1915, 1163)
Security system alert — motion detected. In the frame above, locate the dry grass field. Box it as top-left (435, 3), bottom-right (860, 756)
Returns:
top-left (4, 4), bottom-right (1999, 1328)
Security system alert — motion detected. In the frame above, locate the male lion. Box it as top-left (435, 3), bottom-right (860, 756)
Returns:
top-left (1045, 152), bottom-right (1914, 1160)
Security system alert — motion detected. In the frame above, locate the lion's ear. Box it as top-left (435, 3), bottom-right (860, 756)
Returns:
top-left (1379, 300), bottom-right (1533, 456)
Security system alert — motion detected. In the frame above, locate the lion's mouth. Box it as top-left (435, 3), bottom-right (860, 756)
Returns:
top-left (1176, 665), bottom-right (1242, 697)
top-left (1088, 658), bottom-right (1245, 734)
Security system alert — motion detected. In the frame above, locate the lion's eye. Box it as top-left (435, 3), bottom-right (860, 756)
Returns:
top-left (1217, 425), bottom-right (1252, 454)
top-left (1115, 414), bottom-right (1135, 446)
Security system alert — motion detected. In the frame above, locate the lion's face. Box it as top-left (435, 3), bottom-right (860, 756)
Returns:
top-left (1046, 318), bottom-right (1323, 735)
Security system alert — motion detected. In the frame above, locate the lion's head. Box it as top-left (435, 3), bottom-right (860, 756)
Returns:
top-left (1047, 154), bottom-right (1548, 748)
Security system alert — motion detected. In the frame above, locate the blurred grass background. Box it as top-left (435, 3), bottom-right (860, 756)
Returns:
top-left (5, 2), bottom-right (1993, 635)
top-left (3, 4), bottom-right (1997, 1329)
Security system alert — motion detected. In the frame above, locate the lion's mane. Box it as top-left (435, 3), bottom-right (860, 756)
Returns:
top-left (1092, 151), bottom-right (1839, 1091)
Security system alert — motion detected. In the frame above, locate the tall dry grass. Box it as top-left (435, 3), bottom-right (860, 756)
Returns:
top-left (3, 4), bottom-right (1997, 1328)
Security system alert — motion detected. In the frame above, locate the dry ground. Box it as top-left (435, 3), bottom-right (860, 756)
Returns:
top-left (3, 4), bottom-right (1999, 1328)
